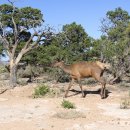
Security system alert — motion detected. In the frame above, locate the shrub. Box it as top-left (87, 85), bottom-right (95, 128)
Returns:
top-left (82, 78), bottom-right (97, 86)
top-left (0, 66), bottom-right (7, 73)
top-left (33, 84), bottom-right (50, 98)
top-left (48, 87), bottom-right (64, 98)
top-left (120, 90), bottom-right (130, 109)
top-left (120, 98), bottom-right (130, 109)
top-left (17, 79), bottom-right (28, 86)
top-left (0, 73), bottom-right (9, 80)
top-left (61, 99), bottom-right (76, 109)
top-left (47, 67), bottom-right (70, 83)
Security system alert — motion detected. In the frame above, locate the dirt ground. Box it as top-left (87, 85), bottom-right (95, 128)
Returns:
top-left (0, 82), bottom-right (130, 130)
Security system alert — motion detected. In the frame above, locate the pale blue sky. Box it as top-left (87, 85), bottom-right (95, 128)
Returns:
top-left (0, 0), bottom-right (130, 39)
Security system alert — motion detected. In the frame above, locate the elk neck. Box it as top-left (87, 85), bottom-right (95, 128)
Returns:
top-left (60, 63), bottom-right (72, 74)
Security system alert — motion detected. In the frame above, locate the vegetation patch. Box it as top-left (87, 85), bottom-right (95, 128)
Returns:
top-left (82, 78), bottom-right (97, 86)
top-left (48, 87), bottom-right (65, 98)
top-left (61, 99), bottom-right (76, 109)
top-left (53, 110), bottom-right (86, 119)
top-left (17, 79), bottom-right (28, 86)
top-left (33, 84), bottom-right (64, 98)
top-left (33, 84), bottom-right (50, 98)
top-left (120, 89), bottom-right (130, 109)
top-left (120, 97), bottom-right (130, 109)
top-left (0, 66), bottom-right (7, 74)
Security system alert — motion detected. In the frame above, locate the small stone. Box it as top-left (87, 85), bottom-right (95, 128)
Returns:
top-left (117, 122), bottom-right (120, 124)
top-left (125, 122), bottom-right (128, 125)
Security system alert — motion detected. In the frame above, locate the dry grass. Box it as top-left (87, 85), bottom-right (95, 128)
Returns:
top-left (53, 110), bottom-right (86, 119)
top-left (120, 90), bottom-right (130, 109)
top-left (120, 97), bottom-right (130, 109)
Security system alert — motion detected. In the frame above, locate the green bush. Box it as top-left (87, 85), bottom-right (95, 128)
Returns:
top-left (17, 79), bottom-right (28, 86)
top-left (33, 84), bottom-right (50, 98)
top-left (46, 67), bottom-right (70, 83)
top-left (61, 99), bottom-right (76, 109)
top-left (0, 66), bottom-right (7, 73)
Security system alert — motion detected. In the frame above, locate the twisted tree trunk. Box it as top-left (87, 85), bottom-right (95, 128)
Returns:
top-left (9, 59), bottom-right (18, 88)
top-left (10, 64), bottom-right (17, 87)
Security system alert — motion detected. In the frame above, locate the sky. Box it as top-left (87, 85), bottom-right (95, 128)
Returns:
top-left (0, 0), bottom-right (130, 39)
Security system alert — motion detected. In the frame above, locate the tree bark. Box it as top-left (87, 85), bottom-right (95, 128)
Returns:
top-left (9, 63), bottom-right (17, 88)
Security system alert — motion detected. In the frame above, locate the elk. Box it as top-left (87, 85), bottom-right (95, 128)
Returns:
top-left (53, 61), bottom-right (110, 99)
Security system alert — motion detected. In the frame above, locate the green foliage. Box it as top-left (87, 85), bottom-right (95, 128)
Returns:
top-left (59, 22), bottom-right (90, 62)
top-left (0, 4), bottom-right (43, 29)
top-left (0, 66), bottom-right (7, 73)
top-left (33, 84), bottom-right (50, 98)
top-left (85, 38), bottom-right (101, 61)
top-left (0, 4), bottom-right (44, 58)
top-left (62, 22), bottom-right (88, 44)
top-left (18, 64), bottom-right (38, 78)
top-left (33, 84), bottom-right (64, 98)
top-left (100, 7), bottom-right (130, 82)
top-left (106, 7), bottom-right (130, 26)
top-left (61, 99), bottom-right (76, 109)
top-left (17, 79), bottom-right (28, 86)
top-left (46, 67), bottom-right (70, 83)
top-left (22, 22), bottom-right (94, 67)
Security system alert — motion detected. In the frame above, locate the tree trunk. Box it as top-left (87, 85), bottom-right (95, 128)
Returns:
top-left (10, 64), bottom-right (17, 88)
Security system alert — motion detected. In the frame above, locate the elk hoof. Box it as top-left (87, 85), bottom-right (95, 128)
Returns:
top-left (81, 94), bottom-right (85, 98)
top-left (101, 96), bottom-right (106, 99)
top-left (81, 96), bottom-right (85, 98)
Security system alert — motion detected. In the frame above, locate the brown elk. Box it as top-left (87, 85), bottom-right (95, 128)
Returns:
top-left (53, 61), bottom-right (110, 99)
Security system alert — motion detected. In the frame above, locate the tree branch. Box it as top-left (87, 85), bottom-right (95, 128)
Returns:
top-left (12, 39), bottom-right (20, 58)
top-left (8, 0), bottom-right (18, 42)
top-left (15, 32), bottom-right (43, 65)
top-left (23, 33), bottom-right (43, 54)
top-left (0, 35), bottom-right (12, 57)
top-left (23, 33), bottom-right (37, 50)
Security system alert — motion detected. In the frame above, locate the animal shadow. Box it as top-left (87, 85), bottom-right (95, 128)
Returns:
top-left (69, 88), bottom-right (111, 99)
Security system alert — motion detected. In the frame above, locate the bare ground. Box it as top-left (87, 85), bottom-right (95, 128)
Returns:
top-left (0, 82), bottom-right (130, 130)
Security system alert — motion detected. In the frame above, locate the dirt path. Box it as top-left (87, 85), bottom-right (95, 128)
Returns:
top-left (0, 83), bottom-right (130, 130)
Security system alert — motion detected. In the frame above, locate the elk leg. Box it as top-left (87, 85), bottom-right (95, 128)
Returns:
top-left (100, 81), bottom-right (106, 99)
top-left (78, 79), bottom-right (84, 98)
top-left (94, 74), bottom-right (106, 99)
top-left (64, 78), bottom-right (74, 98)
top-left (101, 79), bottom-right (106, 99)
top-left (103, 83), bottom-right (106, 98)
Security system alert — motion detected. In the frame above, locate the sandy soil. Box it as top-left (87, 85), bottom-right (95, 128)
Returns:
top-left (0, 82), bottom-right (130, 130)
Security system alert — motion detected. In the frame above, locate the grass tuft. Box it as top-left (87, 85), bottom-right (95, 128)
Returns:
top-left (33, 84), bottom-right (50, 98)
top-left (61, 99), bottom-right (76, 109)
